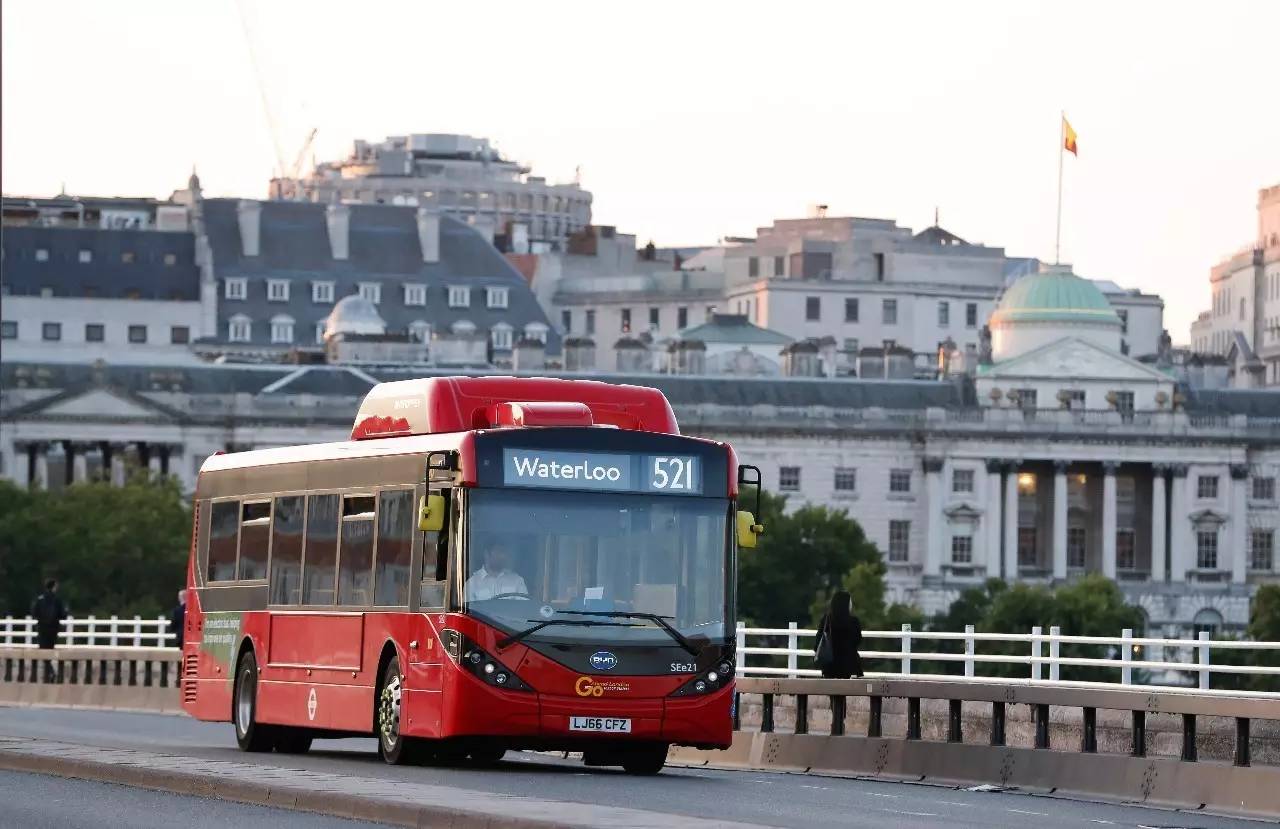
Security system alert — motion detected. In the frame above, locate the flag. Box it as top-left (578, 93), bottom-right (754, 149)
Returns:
top-left (1063, 116), bottom-right (1078, 156)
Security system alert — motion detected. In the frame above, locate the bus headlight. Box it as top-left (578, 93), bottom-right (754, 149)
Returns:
top-left (449, 634), bottom-right (534, 693)
top-left (669, 659), bottom-right (734, 697)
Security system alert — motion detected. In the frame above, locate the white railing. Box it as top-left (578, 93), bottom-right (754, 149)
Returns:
top-left (1, 615), bottom-right (172, 649)
top-left (736, 622), bottom-right (1280, 695)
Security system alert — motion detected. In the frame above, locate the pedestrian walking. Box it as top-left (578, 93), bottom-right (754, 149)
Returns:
top-left (30, 578), bottom-right (67, 682)
top-left (170, 589), bottom-right (187, 649)
top-left (815, 591), bottom-right (864, 733)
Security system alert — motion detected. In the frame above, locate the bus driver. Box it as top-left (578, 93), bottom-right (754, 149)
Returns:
top-left (465, 542), bottom-right (529, 601)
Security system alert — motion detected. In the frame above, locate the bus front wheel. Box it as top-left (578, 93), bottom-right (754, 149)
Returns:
top-left (377, 655), bottom-right (416, 765)
top-left (621, 744), bottom-right (668, 776)
top-left (233, 651), bottom-right (275, 752)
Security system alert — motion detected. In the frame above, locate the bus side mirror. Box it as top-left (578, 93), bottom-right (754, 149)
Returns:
top-left (419, 493), bottom-right (446, 532)
top-left (737, 511), bottom-right (764, 549)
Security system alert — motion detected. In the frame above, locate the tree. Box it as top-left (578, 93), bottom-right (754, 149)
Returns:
top-left (0, 477), bottom-right (191, 618)
top-left (737, 490), bottom-right (884, 628)
top-left (1249, 584), bottom-right (1280, 642)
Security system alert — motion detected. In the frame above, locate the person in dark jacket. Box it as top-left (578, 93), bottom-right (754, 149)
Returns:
top-left (169, 589), bottom-right (187, 649)
top-left (817, 591), bottom-right (864, 679)
top-left (30, 579), bottom-right (66, 651)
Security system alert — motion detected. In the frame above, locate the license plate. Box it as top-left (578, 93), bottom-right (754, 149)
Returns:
top-left (569, 716), bottom-right (631, 733)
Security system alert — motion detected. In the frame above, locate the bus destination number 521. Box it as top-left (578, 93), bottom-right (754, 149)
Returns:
top-left (649, 456), bottom-right (699, 492)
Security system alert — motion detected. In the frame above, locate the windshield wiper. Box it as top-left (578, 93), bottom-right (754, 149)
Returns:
top-left (558, 610), bottom-right (700, 656)
top-left (496, 618), bottom-right (639, 651)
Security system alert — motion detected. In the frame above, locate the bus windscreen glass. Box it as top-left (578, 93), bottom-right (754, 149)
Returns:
top-left (464, 488), bottom-right (728, 646)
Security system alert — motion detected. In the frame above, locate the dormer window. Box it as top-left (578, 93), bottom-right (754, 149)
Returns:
top-left (449, 286), bottom-right (471, 308)
top-left (35, 248), bottom-right (49, 262)
top-left (486, 286), bottom-right (509, 309)
top-left (225, 278), bottom-right (247, 300)
top-left (228, 314), bottom-right (252, 342)
top-left (267, 279), bottom-right (290, 302)
top-left (359, 282), bottom-right (381, 304)
top-left (523, 322), bottom-right (549, 344)
top-left (312, 281), bottom-right (334, 304)
top-left (491, 323), bottom-right (514, 350)
top-left (404, 284), bottom-right (427, 307)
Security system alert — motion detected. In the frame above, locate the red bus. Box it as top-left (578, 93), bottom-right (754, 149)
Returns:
top-left (180, 376), bottom-right (763, 774)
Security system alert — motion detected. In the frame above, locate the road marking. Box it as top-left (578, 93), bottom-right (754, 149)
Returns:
top-left (883, 809), bottom-right (939, 817)
top-left (1007, 808), bottom-right (1049, 816)
top-left (936, 800), bottom-right (971, 807)
top-left (867, 792), bottom-right (901, 799)
top-left (799, 784), bottom-right (828, 790)
top-left (1086, 821), bottom-right (1115, 825)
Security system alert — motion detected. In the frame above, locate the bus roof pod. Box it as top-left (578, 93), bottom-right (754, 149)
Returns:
top-left (350, 376), bottom-right (681, 439)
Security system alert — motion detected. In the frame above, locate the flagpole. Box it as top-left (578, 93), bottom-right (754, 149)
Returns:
top-left (1055, 112), bottom-right (1064, 265)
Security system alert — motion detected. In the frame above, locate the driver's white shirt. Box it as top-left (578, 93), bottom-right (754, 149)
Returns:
top-left (465, 568), bottom-right (528, 602)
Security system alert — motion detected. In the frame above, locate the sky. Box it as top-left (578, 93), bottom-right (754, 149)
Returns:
top-left (3, 1), bottom-right (1277, 342)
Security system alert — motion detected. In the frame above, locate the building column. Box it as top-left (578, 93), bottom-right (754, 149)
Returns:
top-left (160, 445), bottom-right (171, 477)
top-left (1230, 464), bottom-right (1250, 584)
top-left (33, 444), bottom-right (49, 490)
top-left (1053, 461), bottom-right (1069, 581)
top-left (1102, 461), bottom-right (1119, 580)
top-left (13, 443), bottom-right (31, 488)
top-left (986, 460), bottom-right (1004, 577)
top-left (1169, 465), bottom-right (1189, 581)
top-left (1150, 464), bottom-right (1167, 582)
top-left (923, 457), bottom-right (945, 578)
top-left (1004, 463), bottom-right (1020, 580)
top-left (148, 447), bottom-right (162, 478)
top-left (72, 443), bottom-right (88, 483)
top-left (110, 444), bottom-right (126, 486)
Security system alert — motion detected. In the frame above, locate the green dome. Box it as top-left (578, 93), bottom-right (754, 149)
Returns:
top-left (990, 265), bottom-right (1120, 327)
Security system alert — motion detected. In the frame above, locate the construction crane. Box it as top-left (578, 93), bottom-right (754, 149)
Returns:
top-left (290, 128), bottom-right (318, 180)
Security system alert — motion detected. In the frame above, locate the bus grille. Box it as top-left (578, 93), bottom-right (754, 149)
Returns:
top-left (182, 654), bottom-right (198, 704)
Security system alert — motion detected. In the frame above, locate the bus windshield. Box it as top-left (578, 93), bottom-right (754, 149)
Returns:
top-left (464, 488), bottom-right (730, 647)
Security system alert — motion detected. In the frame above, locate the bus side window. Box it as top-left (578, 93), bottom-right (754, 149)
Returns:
top-left (238, 501), bottom-right (271, 581)
top-left (374, 489), bottom-right (413, 607)
top-left (419, 489), bottom-right (450, 609)
top-left (270, 495), bottom-right (304, 605)
top-left (208, 501), bottom-right (240, 582)
top-left (303, 494), bottom-right (339, 605)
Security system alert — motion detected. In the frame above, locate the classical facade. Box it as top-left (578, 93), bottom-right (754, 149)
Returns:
top-left (271, 133), bottom-right (592, 251)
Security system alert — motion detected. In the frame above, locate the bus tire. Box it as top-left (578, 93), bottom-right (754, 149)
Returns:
top-left (377, 654), bottom-right (415, 765)
top-left (275, 728), bottom-right (313, 754)
top-left (469, 745), bottom-right (506, 766)
top-left (233, 651), bottom-right (275, 752)
top-left (621, 744), bottom-right (668, 776)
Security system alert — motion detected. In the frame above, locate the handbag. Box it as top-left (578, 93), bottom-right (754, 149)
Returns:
top-left (814, 617), bottom-right (835, 668)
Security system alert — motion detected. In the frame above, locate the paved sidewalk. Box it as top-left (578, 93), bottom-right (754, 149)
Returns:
top-left (0, 736), bottom-right (776, 829)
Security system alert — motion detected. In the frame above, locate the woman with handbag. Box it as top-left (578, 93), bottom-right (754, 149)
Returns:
top-left (815, 590), bottom-right (864, 733)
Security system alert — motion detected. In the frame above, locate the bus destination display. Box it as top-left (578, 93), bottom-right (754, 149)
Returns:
top-left (503, 449), bottom-right (702, 495)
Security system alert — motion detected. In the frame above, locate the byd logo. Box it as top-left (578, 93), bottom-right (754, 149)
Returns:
top-left (589, 651), bottom-right (618, 671)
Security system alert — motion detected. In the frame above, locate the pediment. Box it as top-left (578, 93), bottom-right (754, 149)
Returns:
top-left (983, 337), bottom-right (1171, 383)
top-left (944, 503), bottom-right (984, 520)
top-left (1189, 509), bottom-right (1227, 526)
top-left (39, 388), bottom-right (169, 420)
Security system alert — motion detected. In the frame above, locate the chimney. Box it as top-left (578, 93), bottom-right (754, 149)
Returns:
top-left (416, 207), bottom-right (440, 263)
top-left (512, 337), bottom-right (547, 371)
top-left (511, 223), bottom-right (530, 254)
top-left (236, 200), bottom-right (261, 257)
top-left (564, 337), bottom-right (596, 372)
top-left (326, 203), bottom-right (350, 261)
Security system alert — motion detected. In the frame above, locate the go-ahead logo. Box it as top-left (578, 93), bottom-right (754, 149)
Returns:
top-left (589, 651), bottom-right (618, 671)
top-left (575, 676), bottom-right (630, 697)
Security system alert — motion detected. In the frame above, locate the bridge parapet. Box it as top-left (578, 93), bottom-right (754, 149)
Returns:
top-left (0, 646), bottom-right (182, 714)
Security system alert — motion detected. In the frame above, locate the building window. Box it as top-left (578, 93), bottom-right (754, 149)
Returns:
top-left (85, 323), bottom-right (105, 342)
top-left (888, 468), bottom-right (912, 493)
top-left (1117, 309), bottom-right (1129, 333)
top-left (1112, 390), bottom-right (1135, 416)
top-left (170, 326), bottom-right (190, 345)
top-left (404, 284), bottom-right (427, 306)
top-left (523, 323), bottom-right (548, 344)
top-left (585, 309), bottom-right (596, 335)
top-left (1061, 389), bottom-right (1086, 409)
top-left (121, 251), bottom-right (135, 264)
top-left (269, 316), bottom-right (294, 344)
top-left (228, 315), bottom-right (251, 343)
top-left (225, 278), bottom-right (247, 300)
top-left (1250, 530), bottom-right (1275, 571)
top-left (706, 305), bottom-right (717, 319)
top-left (128, 325), bottom-right (147, 344)
top-left (1197, 475), bottom-right (1219, 499)
top-left (1253, 477), bottom-right (1276, 501)
top-left (78, 249), bottom-right (92, 264)
top-left (889, 520), bottom-right (910, 562)
top-left (164, 253), bottom-right (177, 266)
top-left (677, 307), bottom-right (688, 329)
top-left (1196, 529), bottom-right (1219, 569)
top-left (834, 468), bottom-right (857, 491)
top-left (359, 282), bottom-right (381, 304)
top-left (774, 256), bottom-right (785, 276)
top-left (312, 281), bottom-right (334, 304)
top-left (874, 252), bottom-right (886, 281)
top-left (35, 248), bottom-right (49, 262)
top-left (448, 285), bottom-right (470, 308)
top-left (952, 469), bottom-right (974, 493)
top-left (937, 301), bottom-right (949, 327)
top-left (1067, 527), bottom-right (1087, 568)
top-left (490, 324), bottom-right (513, 350)
top-left (1012, 388), bottom-right (1038, 410)
top-left (561, 309), bottom-right (572, 332)
top-left (748, 257), bottom-right (759, 278)
top-left (621, 308), bottom-right (632, 333)
top-left (779, 466), bottom-right (801, 491)
top-left (1017, 527), bottom-right (1038, 566)
top-left (1117, 529), bottom-right (1136, 570)
top-left (267, 279), bottom-right (290, 302)
top-left (966, 302), bottom-right (978, 328)
top-left (845, 297), bottom-right (859, 322)
top-left (42, 322), bottom-right (62, 341)
top-left (882, 299), bottom-right (897, 325)
top-left (805, 296), bottom-right (820, 321)
top-left (486, 287), bottom-right (509, 309)
top-left (649, 307), bottom-right (660, 329)
top-left (1, 321), bottom-right (16, 339)
top-left (314, 321), bottom-right (327, 344)
top-left (951, 536), bottom-right (973, 564)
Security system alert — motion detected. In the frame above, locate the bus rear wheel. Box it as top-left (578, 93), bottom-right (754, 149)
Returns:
top-left (620, 744), bottom-right (668, 776)
top-left (377, 655), bottom-right (417, 765)
top-left (233, 651), bottom-right (275, 753)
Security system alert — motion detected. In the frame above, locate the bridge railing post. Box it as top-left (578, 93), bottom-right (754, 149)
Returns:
top-left (2, 616), bottom-right (12, 647)
top-left (900, 623), bottom-right (912, 676)
top-left (1030, 625), bottom-right (1042, 681)
top-left (786, 621), bottom-right (798, 678)
top-left (109, 616), bottom-right (119, 648)
top-left (1121, 627), bottom-right (1133, 685)
top-left (735, 622), bottom-right (745, 675)
top-left (1197, 631), bottom-right (1210, 690)
top-left (157, 615), bottom-right (168, 648)
top-left (964, 624), bottom-right (975, 678)
top-left (1048, 625), bottom-right (1061, 682)
top-left (132, 615), bottom-right (142, 648)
